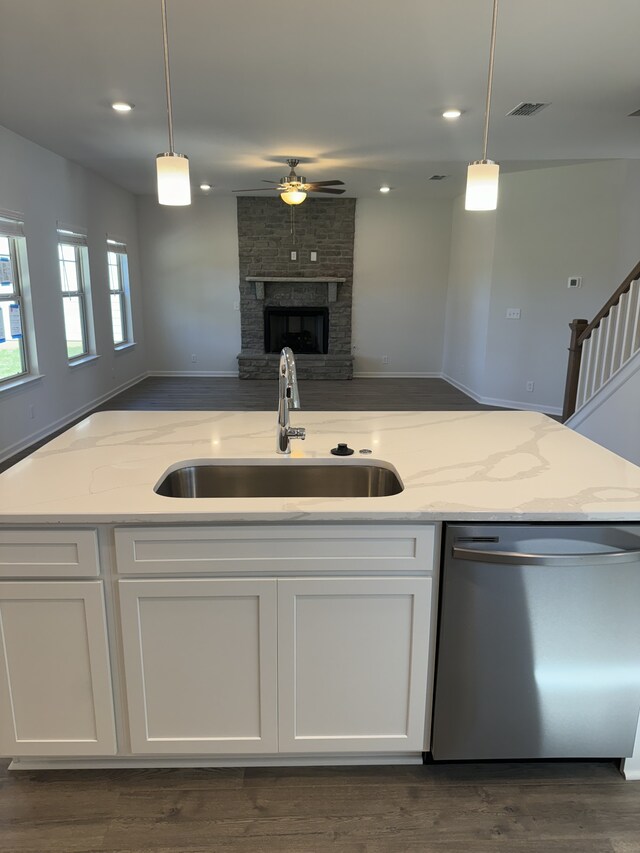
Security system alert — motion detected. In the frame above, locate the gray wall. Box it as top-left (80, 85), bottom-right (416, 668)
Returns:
top-left (136, 196), bottom-right (241, 375)
top-left (443, 160), bottom-right (630, 413)
top-left (0, 124), bottom-right (146, 462)
top-left (353, 197), bottom-right (452, 376)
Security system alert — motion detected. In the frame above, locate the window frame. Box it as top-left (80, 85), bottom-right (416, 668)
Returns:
top-left (57, 236), bottom-right (93, 362)
top-left (0, 234), bottom-right (30, 385)
top-left (107, 240), bottom-right (134, 348)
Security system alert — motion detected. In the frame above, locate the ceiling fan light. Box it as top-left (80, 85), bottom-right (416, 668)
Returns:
top-left (157, 153), bottom-right (191, 206)
top-left (280, 190), bottom-right (307, 206)
top-left (465, 161), bottom-right (499, 211)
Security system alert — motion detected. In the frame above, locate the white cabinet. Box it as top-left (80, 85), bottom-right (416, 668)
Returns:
top-left (0, 581), bottom-right (116, 756)
top-left (119, 573), bottom-right (433, 756)
top-left (119, 578), bottom-right (278, 753)
top-left (277, 577), bottom-right (432, 752)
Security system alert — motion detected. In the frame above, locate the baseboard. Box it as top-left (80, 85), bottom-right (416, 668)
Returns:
top-left (148, 370), bottom-right (239, 378)
top-left (441, 373), bottom-right (562, 416)
top-left (8, 753), bottom-right (423, 770)
top-left (0, 371), bottom-right (149, 464)
top-left (353, 371), bottom-right (442, 379)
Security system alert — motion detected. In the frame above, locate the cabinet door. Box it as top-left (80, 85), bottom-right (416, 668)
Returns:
top-left (0, 581), bottom-right (116, 756)
top-left (119, 579), bottom-right (278, 754)
top-left (278, 577), bottom-right (432, 753)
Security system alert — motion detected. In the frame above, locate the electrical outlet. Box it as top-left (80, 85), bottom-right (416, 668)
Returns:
top-left (382, 355), bottom-right (390, 364)
top-left (233, 301), bottom-right (239, 311)
top-left (506, 308), bottom-right (521, 319)
top-left (310, 251), bottom-right (318, 262)
top-left (191, 354), bottom-right (197, 363)
top-left (526, 380), bottom-right (535, 392)
top-left (290, 250), bottom-right (297, 261)
top-left (28, 404), bottom-right (35, 419)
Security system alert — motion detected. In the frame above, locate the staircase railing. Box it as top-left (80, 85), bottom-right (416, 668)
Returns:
top-left (562, 260), bottom-right (640, 421)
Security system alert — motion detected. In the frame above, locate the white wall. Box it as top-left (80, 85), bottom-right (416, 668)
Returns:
top-left (0, 124), bottom-right (147, 462)
top-left (352, 198), bottom-right (452, 376)
top-left (442, 197), bottom-right (495, 395)
top-left (443, 161), bottom-right (629, 413)
top-left (136, 196), bottom-right (240, 375)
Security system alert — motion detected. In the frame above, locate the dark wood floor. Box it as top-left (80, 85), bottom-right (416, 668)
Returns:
top-left (95, 376), bottom-right (501, 413)
top-left (0, 759), bottom-right (638, 852)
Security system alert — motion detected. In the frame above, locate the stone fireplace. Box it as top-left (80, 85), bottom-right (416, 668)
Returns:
top-left (236, 197), bottom-right (355, 379)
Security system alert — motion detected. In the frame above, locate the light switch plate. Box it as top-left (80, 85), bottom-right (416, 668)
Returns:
top-left (310, 251), bottom-right (318, 262)
top-left (290, 250), bottom-right (297, 261)
top-left (506, 308), bottom-right (521, 319)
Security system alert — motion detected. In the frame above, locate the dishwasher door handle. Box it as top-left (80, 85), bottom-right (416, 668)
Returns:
top-left (451, 546), bottom-right (640, 566)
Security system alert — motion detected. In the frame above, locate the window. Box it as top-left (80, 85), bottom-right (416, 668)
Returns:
top-left (57, 227), bottom-right (94, 361)
top-left (0, 213), bottom-right (32, 385)
top-left (107, 238), bottom-right (133, 347)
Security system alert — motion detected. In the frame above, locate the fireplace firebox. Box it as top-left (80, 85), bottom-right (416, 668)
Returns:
top-left (264, 307), bottom-right (329, 355)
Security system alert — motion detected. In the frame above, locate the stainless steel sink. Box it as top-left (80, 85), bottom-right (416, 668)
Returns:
top-left (154, 462), bottom-right (403, 498)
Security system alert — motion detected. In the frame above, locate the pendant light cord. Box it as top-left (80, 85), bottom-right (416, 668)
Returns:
top-left (160, 0), bottom-right (175, 154)
top-left (481, 0), bottom-right (499, 162)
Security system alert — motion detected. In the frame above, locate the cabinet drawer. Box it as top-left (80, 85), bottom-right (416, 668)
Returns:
top-left (0, 530), bottom-right (100, 578)
top-left (115, 525), bottom-right (437, 576)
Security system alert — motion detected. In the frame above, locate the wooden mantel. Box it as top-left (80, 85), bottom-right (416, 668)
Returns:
top-left (246, 276), bottom-right (347, 302)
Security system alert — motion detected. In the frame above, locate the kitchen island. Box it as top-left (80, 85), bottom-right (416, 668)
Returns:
top-left (1, 410), bottom-right (639, 776)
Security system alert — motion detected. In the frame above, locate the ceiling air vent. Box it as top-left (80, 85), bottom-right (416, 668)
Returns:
top-left (628, 108), bottom-right (640, 117)
top-left (429, 174), bottom-right (449, 181)
top-left (506, 102), bottom-right (550, 117)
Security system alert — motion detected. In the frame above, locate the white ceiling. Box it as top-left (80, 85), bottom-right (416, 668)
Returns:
top-left (0, 0), bottom-right (638, 199)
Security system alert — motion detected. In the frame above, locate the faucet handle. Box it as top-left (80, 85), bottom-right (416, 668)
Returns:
top-left (287, 427), bottom-right (306, 440)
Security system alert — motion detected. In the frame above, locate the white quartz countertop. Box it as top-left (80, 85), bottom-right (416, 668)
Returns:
top-left (1, 409), bottom-right (640, 524)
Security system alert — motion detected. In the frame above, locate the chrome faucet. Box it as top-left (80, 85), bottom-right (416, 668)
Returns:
top-left (277, 347), bottom-right (306, 454)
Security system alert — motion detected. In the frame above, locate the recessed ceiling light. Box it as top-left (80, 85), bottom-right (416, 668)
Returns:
top-left (379, 186), bottom-right (391, 193)
top-left (112, 101), bottom-right (134, 112)
top-left (442, 109), bottom-right (462, 119)
top-left (200, 183), bottom-right (212, 191)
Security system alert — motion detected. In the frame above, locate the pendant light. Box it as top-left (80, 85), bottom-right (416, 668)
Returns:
top-left (156, 0), bottom-right (191, 206)
top-left (465, 0), bottom-right (500, 211)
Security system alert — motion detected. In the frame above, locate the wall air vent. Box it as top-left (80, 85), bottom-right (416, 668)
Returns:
top-left (628, 108), bottom-right (640, 117)
top-left (506, 102), bottom-right (550, 117)
top-left (429, 174), bottom-right (449, 181)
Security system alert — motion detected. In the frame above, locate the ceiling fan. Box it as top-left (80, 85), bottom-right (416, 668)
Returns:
top-left (233, 159), bottom-right (345, 205)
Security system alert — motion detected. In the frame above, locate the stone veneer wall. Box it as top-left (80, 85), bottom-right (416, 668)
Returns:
top-left (237, 197), bottom-right (356, 379)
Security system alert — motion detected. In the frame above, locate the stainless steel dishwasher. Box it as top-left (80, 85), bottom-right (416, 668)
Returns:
top-left (431, 524), bottom-right (640, 760)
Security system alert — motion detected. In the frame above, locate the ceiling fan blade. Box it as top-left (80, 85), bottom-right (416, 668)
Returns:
top-left (261, 180), bottom-right (281, 184)
top-left (309, 187), bottom-right (346, 194)
top-left (232, 188), bottom-right (278, 192)
top-left (306, 180), bottom-right (345, 187)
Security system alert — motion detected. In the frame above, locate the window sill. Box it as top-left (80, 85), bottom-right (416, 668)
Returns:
top-left (68, 354), bottom-right (100, 369)
top-left (0, 373), bottom-right (44, 395)
top-left (114, 342), bottom-right (136, 354)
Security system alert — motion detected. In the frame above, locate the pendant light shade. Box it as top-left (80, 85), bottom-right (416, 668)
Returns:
top-left (465, 160), bottom-right (499, 211)
top-left (157, 0), bottom-right (191, 206)
top-left (465, 0), bottom-right (500, 212)
top-left (280, 190), bottom-right (307, 206)
top-left (157, 153), bottom-right (191, 205)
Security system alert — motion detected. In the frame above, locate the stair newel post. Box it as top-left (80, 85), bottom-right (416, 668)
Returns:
top-left (562, 318), bottom-right (589, 422)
